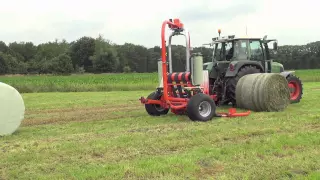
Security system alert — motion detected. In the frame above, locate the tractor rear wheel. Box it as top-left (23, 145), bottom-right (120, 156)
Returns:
top-left (286, 74), bottom-right (303, 103)
top-left (226, 65), bottom-right (261, 106)
top-left (186, 93), bottom-right (216, 121)
top-left (145, 92), bottom-right (169, 116)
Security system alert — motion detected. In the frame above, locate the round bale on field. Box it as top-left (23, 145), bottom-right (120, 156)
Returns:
top-left (0, 82), bottom-right (25, 136)
top-left (236, 73), bottom-right (290, 112)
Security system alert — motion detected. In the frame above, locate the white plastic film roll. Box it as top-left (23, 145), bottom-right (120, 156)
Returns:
top-left (0, 82), bottom-right (25, 136)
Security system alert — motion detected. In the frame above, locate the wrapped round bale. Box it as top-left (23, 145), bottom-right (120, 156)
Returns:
top-left (0, 82), bottom-right (25, 136)
top-left (235, 73), bottom-right (290, 112)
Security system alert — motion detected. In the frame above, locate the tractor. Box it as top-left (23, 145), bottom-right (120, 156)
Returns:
top-left (202, 30), bottom-right (303, 106)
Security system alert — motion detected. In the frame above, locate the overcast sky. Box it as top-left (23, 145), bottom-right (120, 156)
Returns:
top-left (0, 0), bottom-right (318, 48)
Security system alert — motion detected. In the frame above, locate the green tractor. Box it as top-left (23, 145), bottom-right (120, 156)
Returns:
top-left (202, 31), bottom-right (303, 106)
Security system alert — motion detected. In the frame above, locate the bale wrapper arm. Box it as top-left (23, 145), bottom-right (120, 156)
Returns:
top-left (139, 18), bottom-right (251, 121)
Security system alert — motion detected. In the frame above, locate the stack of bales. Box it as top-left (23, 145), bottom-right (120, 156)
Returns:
top-left (0, 82), bottom-right (25, 136)
top-left (236, 73), bottom-right (290, 112)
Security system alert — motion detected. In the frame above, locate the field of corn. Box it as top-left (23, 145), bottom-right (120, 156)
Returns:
top-left (0, 69), bottom-right (320, 93)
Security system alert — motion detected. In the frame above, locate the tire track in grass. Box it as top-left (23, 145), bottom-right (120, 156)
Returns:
top-left (24, 103), bottom-right (135, 115)
top-left (22, 104), bottom-right (142, 126)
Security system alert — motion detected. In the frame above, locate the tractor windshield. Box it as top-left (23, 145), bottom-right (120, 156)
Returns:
top-left (233, 40), bottom-right (249, 60)
top-left (213, 42), bottom-right (223, 61)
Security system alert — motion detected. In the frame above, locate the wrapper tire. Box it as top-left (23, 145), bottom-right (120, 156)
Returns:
top-left (187, 93), bottom-right (216, 121)
top-left (145, 92), bottom-right (169, 116)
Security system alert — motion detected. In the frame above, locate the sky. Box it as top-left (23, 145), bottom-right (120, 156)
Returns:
top-left (0, 0), bottom-right (319, 48)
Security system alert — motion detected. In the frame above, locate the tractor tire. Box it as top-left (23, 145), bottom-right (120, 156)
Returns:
top-left (186, 93), bottom-right (216, 121)
top-left (286, 74), bottom-right (303, 103)
top-left (145, 92), bottom-right (169, 116)
top-left (226, 65), bottom-right (261, 106)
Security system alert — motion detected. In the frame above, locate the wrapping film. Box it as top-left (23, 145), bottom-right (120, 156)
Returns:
top-left (0, 82), bottom-right (25, 136)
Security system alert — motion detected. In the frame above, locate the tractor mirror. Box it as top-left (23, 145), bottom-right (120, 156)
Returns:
top-left (273, 42), bottom-right (278, 50)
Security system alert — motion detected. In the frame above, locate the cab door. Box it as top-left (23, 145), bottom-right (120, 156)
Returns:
top-left (248, 40), bottom-right (266, 72)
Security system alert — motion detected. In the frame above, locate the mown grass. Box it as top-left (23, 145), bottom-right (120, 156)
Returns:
top-left (0, 69), bottom-right (319, 93)
top-left (0, 82), bottom-right (319, 179)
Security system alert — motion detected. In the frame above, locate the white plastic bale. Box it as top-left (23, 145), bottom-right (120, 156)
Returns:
top-left (0, 82), bottom-right (25, 136)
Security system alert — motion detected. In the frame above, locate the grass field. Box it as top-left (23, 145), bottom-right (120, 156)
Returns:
top-left (0, 69), bottom-right (320, 93)
top-left (0, 76), bottom-right (319, 179)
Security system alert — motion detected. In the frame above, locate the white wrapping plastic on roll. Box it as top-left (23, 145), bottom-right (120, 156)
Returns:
top-left (0, 82), bottom-right (25, 136)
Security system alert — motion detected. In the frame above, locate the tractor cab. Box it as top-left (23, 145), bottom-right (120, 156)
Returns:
top-left (203, 30), bottom-right (281, 79)
top-left (210, 36), bottom-right (278, 62)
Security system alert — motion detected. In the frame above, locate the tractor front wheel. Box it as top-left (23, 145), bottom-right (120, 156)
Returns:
top-left (145, 92), bottom-right (169, 116)
top-left (186, 93), bottom-right (216, 121)
top-left (287, 75), bottom-right (303, 103)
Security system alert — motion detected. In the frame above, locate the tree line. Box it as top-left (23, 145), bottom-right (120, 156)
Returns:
top-left (0, 35), bottom-right (319, 75)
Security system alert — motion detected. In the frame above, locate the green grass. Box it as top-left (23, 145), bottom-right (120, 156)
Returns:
top-left (0, 69), bottom-right (319, 93)
top-left (0, 82), bottom-right (319, 179)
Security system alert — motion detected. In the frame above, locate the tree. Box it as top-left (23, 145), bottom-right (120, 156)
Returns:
top-left (90, 35), bottom-right (119, 73)
top-left (0, 35), bottom-right (319, 75)
top-left (0, 41), bottom-right (8, 53)
top-left (49, 54), bottom-right (74, 75)
top-left (69, 36), bottom-right (95, 72)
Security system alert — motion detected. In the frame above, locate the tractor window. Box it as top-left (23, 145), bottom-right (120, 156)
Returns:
top-left (233, 40), bottom-right (249, 60)
top-left (214, 43), bottom-right (223, 61)
top-left (249, 40), bottom-right (264, 61)
top-left (225, 41), bottom-right (233, 60)
top-left (265, 41), bottom-right (276, 59)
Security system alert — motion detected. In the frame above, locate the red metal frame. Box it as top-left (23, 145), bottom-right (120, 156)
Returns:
top-left (217, 108), bottom-right (251, 117)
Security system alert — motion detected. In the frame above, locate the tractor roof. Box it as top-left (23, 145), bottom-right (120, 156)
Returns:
top-left (203, 34), bottom-right (277, 47)
top-left (212, 35), bottom-right (261, 43)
